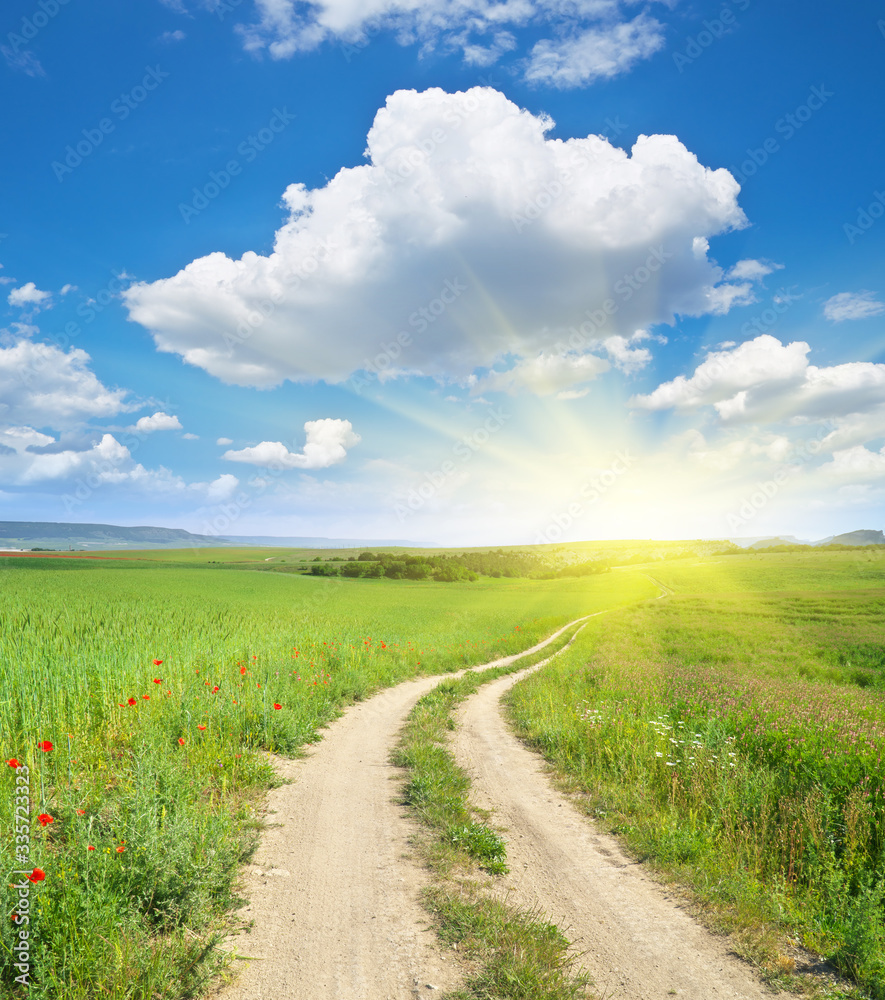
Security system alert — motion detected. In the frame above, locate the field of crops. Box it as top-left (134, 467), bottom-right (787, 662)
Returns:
top-left (0, 555), bottom-right (655, 998)
top-left (507, 550), bottom-right (885, 998)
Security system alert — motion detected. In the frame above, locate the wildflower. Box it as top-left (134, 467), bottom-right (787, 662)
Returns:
top-left (87, 845), bottom-right (95, 851)
top-left (197, 725), bottom-right (206, 731)
top-left (127, 697), bottom-right (136, 706)
top-left (153, 659), bottom-right (163, 666)
top-left (273, 703), bottom-right (282, 710)
top-left (7, 758), bottom-right (19, 768)
top-left (37, 741), bottom-right (53, 752)
top-left (76, 809), bottom-right (85, 815)
top-left (37, 814), bottom-right (53, 827)
top-left (142, 695), bottom-right (150, 701)
top-left (178, 737), bottom-right (185, 746)
top-left (28, 868), bottom-right (46, 883)
top-left (212, 686), bottom-right (219, 693)
top-left (655, 752), bottom-right (663, 757)
top-left (116, 845), bottom-right (125, 853)
top-left (240, 666), bottom-right (247, 675)
top-left (153, 678), bottom-right (162, 684)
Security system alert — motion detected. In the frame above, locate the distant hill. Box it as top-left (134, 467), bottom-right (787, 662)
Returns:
top-left (823, 529), bottom-right (885, 546)
top-left (729, 529), bottom-right (885, 550)
top-left (729, 535), bottom-right (809, 549)
top-left (0, 521), bottom-right (417, 551)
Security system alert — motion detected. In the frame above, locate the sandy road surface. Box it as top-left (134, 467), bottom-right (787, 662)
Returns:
top-left (450, 648), bottom-right (777, 1000)
top-left (215, 618), bottom-right (591, 1000)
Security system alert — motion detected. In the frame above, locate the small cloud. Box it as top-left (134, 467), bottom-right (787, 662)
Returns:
top-left (131, 411), bottom-right (183, 433)
top-left (60, 284), bottom-right (77, 296)
top-left (556, 388), bottom-right (590, 400)
top-left (223, 419), bottom-right (360, 470)
top-left (1, 46), bottom-right (45, 77)
top-left (8, 282), bottom-right (51, 311)
top-left (725, 259), bottom-right (783, 283)
top-left (823, 291), bottom-right (885, 323)
top-left (216, 436), bottom-right (233, 446)
top-left (161, 29), bottom-right (186, 42)
top-left (182, 432), bottom-right (199, 440)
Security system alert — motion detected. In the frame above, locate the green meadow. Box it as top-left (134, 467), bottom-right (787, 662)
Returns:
top-left (0, 554), bottom-right (652, 998)
top-left (508, 549), bottom-right (885, 997)
top-left (4, 546), bottom-right (885, 999)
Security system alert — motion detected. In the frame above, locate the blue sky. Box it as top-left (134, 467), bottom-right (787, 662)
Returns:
top-left (1, 0), bottom-right (884, 545)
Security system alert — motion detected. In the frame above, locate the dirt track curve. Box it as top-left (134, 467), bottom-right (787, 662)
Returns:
top-left (450, 633), bottom-right (776, 1000)
top-left (216, 609), bottom-right (775, 1000)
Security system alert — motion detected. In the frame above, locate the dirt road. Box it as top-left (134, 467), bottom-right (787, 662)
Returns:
top-left (450, 654), bottom-right (776, 1000)
top-left (217, 611), bottom-right (774, 1000)
top-left (216, 619), bottom-right (589, 1000)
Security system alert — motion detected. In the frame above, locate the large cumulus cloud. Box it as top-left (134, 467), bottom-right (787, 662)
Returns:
top-left (124, 87), bottom-right (750, 390)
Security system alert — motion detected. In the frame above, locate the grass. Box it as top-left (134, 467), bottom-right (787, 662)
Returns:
top-left (392, 623), bottom-right (595, 999)
top-left (506, 552), bottom-right (885, 999)
top-left (0, 555), bottom-right (652, 998)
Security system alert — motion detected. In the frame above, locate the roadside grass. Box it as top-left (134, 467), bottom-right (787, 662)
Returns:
top-left (506, 562), bottom-right (885, 1000)
top-left (392, 626), bottom-right (594, 1000)
top-left (0, 560), bottom-right (652, 998)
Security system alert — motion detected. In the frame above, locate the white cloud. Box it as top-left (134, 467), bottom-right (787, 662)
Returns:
top-left (820, 445), bottom-right (885, 480)
top-left (823, 291), bottom-right (885, 323)
top-left (725, 259), bottom-right (783, 282)
top-left (602, 332), bottom-right (654, 374)
top-left (222, 418), bottom-right (360, 469)
top-left (125, 87), bottom-right (748, 389)
top-left (631, 334), bottom-right (885, 426)
top-left (60, 284), bottom-right (77, 296)
top-left (202, 473), bottom-right (240, 501)
top-left (234, 0), bottom-right (666, 86)
top-left (216, 436), bottom-right (234, 445)
top-left (161, 29), bottom-right (187, 41)
top-left (1, 46), bottom-right (45, 77)
top-left (0, 339), bottom-right (130, 425)
top-left (131, 411), bottom-right (183, 433)
top-left (524, 14), bottom-right (665, 88)
top-left (474, 351), bottom-right (610, 395)
top-left (182, 432), bottom-right (199, 440)
top-left (8, 283), bottom-right (52, 311)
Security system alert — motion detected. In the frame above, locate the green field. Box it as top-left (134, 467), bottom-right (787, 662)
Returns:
top-left (4, 546), bottom-right (885, 999)
top-left (508, 549), bottom-right (885, 997)
top-left (0, 554), bottom-right (654, 998)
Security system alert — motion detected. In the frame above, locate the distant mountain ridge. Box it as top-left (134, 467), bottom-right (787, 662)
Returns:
top-left (730, 529), bottom-right (885, 549)
top-left (0, 521), bottom-right (416, 551)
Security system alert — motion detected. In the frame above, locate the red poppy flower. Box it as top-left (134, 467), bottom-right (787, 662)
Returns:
top-left (178, 737), bottom-right (185, 745)
top-left (28, 868), bottom-right (45, 883)
top-left (38, 813), bottom-right (53, 826)
top-left (87, 845), bottom-right (95, 851)
top-left (252, 655), bottom-right (257, 660)
top-left (116, 845), bottom-right (125, 853)
top-left (153, 678), bottom-right (162, 684)
top-left (197, 725), bottom-right (206, 731)
top-left (127, 697), bottom-right (136, 706)
top-left (153, 659), bottom-right (163, 666)
top-left (273, 703), bottom-right (282, 710)
top-left (7, 758), bottom-right (19, 768)
top-left (240, 666), bottom-right (247, 675)
top-left (11, 914), bottom-right (17, 921)
top-left (212, 686), bottom-right (219, 693)
top-left (142, 695), bottom-right (150, 700)
top-left (37, 741), bottom-right (53, 752)
top-left (76, 809), bottom-right (85, 815)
